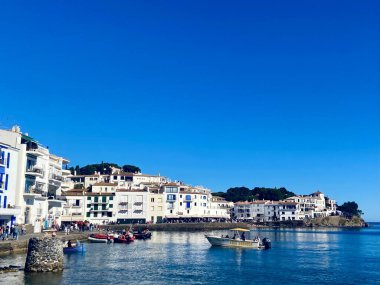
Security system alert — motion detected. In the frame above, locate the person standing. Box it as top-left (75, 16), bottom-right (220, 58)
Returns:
top-left (21, 224), bottom-right (26, 236)
top-left (13, 225), bottom-right (19, 240)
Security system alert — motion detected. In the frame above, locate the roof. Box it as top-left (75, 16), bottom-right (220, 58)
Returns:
top-left (230, 228), bottom-right (250, 232)
top-left (92, 182), bottom-right (118, 187)
top-left (279, 201), bottom-right (298, 205)
top-left (112, 172), bottom-right (134, 177)
top-left (116, 189), bottom-right (147, 193)
top-left (164, 183), bottom-right (179, 186)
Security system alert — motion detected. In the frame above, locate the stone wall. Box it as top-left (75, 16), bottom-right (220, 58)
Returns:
top-left (24, 237), bottom-right (64, 272)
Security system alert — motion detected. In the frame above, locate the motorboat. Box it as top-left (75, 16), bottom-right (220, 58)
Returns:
top-left (205, 228), bottom-right (271, 249)
top-left (133, 229), bottom-right (152, 240)
top-left (114, 233), bottom-right (135, 243)
top-left (88, 233), bottom-right (114, 243)
top-left (63, 241), bottom-right (86, 253)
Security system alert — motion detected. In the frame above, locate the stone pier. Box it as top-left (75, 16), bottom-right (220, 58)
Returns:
top-left (24, 237), bottom-right (64, 272)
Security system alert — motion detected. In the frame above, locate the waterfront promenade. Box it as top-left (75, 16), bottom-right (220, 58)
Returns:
top-left (0, 231), bottom-right (95, 256)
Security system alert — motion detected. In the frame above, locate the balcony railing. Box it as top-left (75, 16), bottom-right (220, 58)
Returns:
top-left (25, 186), bottom-right (47, 196)
top-left (25, 167), bottom-right (44, 177)
top-left (49, 174), bottom-right (64, 182)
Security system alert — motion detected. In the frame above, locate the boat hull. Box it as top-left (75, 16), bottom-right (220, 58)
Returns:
top-left (205, 235), bottom-right (263, 249)
top-left (64, 244), bottom-right (86, 253)
top-left (88, 236), bottom-right (111, 243)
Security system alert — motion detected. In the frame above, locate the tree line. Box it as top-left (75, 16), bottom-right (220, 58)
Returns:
top-left (213, 187), bottom-right (296, 202)
top-left (68, 162), bottom-right (141, 175)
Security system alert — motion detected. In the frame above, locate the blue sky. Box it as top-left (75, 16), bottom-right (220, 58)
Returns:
top-left (0, 1), bottom-right (379, 221)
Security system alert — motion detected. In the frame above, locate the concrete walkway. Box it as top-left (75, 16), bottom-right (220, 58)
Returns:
top-left (0, 231), bottom-right (97, 256)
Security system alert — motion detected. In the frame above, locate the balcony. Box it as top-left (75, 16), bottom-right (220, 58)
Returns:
top-left (24, 185), bottom-right (48, 199)
top-left (61, 169), bottom-right (71, 176)
top-left (25, 166), bottom-right (44, 178)
top-left (0, 206), bottom-right (21, 216)
top-left (49, 174), bottom-right (64, 182)
top-left (26, 148), bottom-right (46, 157)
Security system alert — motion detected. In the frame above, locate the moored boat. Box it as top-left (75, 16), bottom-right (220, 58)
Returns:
top-left (133, 229), bottom-right (152, 240)
top-left (205, 228), bottom-right (271, 249)
top-left (64, 241), bottom-right (86, 253)
top-left (88, 233), bottom-right (114, 243)
top-left (114, 233), bottom-right (135, 243)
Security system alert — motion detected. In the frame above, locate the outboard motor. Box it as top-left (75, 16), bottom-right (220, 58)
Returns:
top-left (262, 237), bottom-right (271, 249)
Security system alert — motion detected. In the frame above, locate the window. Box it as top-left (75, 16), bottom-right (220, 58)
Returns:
top-left (151, 198), bottom-right (155, 202)
top-left (180, 195), bottom-right (182, 198)
top-left (187, 210), bottom-right (189, 214)
top-left (180, 202), bottom-right (182, 206)
top-left (167, 194), bottom-right (176, 201)
top-left (110, 196), bottom-right (113, 200)
top-left (87, 197), bottom-right (91, 201)
top-left (170, 210), bottom-right (173, 214)
top-left (94, 197), bottom-right (98, 202)
top-left (94, 212), bottom-right (98, 217)
top-left (114, 176), bottom-right (117, 180)
top-left (151, 206), bottom-right (154, 211)
top-left (102, 196), bottom-right (106, 202)
top-left (109, 204), bottom-right (113, 208)
top-left (87, 204), bottom-right (91, 208)
top-left (86, 213), bottom-right (90, 217)
top-left (292, 212), bottom-right (295, 214)
top-left (194, 202), bottom-right (197, 206)
top-left (166, 187), bottom-right (178, 193)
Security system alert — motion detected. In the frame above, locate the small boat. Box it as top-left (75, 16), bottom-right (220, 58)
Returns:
top-left (205, 228), bottom-right (271, 249)
top-left (114, 233), bottom-right (135, 243)
top-left (133, 230), bottom-right (152, 240)
top-left (64, 241), bottom-right (86, 254)
top-left (88, 233), bottom-right (114, 243)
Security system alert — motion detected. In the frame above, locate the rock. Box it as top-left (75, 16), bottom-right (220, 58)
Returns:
top-left (24, 237), bottom-right (64, 273)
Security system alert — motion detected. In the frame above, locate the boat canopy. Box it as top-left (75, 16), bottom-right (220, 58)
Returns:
top-left (229, 228), bottom-right (250, 232)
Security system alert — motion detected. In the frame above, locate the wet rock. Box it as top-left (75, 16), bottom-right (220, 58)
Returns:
top-left (24, 237), bottom-right (63, 273)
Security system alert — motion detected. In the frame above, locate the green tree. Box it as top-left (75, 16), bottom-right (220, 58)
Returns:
top-left (122, 165), bottom-right (141, 173)
top-left (225, 187), bottom-right (253, 202)
top-left (337, 201), bottom-right (363, 217)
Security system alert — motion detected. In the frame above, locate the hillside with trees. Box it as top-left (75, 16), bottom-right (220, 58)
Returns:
top-left (337, 201), bottom-right (363, 218)
top-left (213, 186), bottom-right (295, 202)
top-left (69, 162), bottom-right (141, 175)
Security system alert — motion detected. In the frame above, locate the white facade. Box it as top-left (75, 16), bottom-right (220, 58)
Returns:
top-left (115, 189), bottom-right (149, 223)
top-left (0, 126), bottom-right (68, 230)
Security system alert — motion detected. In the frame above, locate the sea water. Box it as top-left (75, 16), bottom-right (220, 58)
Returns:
top-left (1, 223), bottom-right (379, 285)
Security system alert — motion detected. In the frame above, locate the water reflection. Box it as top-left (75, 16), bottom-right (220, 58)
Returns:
top-left (0, 227), bottom-right (378, 285)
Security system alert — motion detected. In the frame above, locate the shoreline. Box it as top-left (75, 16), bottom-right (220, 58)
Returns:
top-left (0, 219), bottom-right (367, 257)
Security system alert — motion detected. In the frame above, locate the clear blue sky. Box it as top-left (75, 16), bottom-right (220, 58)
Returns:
top-left (0, 1), bottom-right (379, 221)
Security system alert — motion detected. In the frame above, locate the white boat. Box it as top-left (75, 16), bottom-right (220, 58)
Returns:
top-left (205, 228), bottom-right (271, 249)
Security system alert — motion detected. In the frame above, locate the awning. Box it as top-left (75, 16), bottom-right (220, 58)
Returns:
top-left (0, 166), bottom-right (5, 174)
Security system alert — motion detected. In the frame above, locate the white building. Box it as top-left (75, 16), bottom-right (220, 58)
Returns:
top-left (115, 189), bottom-right (149, 224)
top-left (232, 201), bottom-right (269, 222)
top-left (0, 126), bottom-right (68, 230)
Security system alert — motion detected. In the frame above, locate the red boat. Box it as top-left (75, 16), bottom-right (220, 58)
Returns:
top-left (88, 233), bottom-right (114, 243)
top-left (114, 234), bottom-right (135, 243)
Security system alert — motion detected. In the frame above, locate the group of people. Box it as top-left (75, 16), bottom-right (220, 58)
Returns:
top-left (0, 224), bottom-right (26, 240)
top-left (221, 232), bottom-right (246, 241)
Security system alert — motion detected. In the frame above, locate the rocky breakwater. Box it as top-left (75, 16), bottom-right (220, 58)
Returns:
top-left (305, 216), bottom-right (366, 227)
top-left (24, 237), bottom-right (64, 272)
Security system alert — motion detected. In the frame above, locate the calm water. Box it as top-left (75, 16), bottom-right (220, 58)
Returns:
top-left (1, 224), bottom-right (380, 285)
